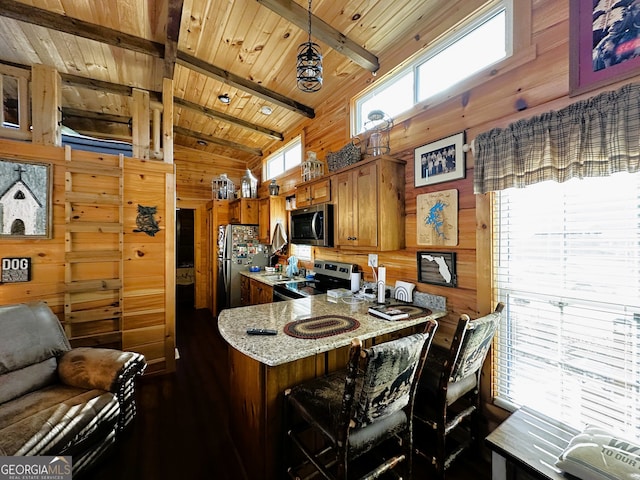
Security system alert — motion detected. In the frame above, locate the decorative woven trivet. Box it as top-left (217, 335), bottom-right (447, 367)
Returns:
top-left (284, 315), bottom-right (360, 339)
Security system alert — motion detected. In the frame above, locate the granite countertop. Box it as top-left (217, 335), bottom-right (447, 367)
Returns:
top-left (240, 270), bottom-right (307, 287)
top-left (218, 294), bottom-right (446, 367)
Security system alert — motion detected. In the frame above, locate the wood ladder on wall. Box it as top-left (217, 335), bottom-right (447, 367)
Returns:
top-left (63, 146), bottom-right (124, 348)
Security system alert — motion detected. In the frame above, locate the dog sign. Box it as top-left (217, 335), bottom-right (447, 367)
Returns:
top-left (1, 257), bottom-right (31, 283)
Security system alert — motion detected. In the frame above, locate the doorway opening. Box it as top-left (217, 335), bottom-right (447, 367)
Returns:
top-left (176, 208), bottom-right (195, 308)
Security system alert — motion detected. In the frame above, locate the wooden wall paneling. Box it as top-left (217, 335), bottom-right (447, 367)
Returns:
top-left (122, 157), bottom-right (174, 371)
top-left (228, 348), bottom-right (266, 478)
top-left (164, 165), bottom-right (176, 372)
top-left (174, 145), bottom-right (247, 201)
top-left (271, 2), bottom-right (546, 340)
top-left (193, 204), bottom-right (207, 309)
top-left (64, 146), bottom-right (124, 347)
top-left (163, 77), bottom-right (174, 163)
top-left (122, 324), bottom-right (165, 347)
top-left (0, 137), bottom-right (173, 373)
top-left (133, 341), bottom-right (167, 374)
top-left (31, 64), bottom-right (61, 146)
top-left (0, 143), bottom-right (63, 309)
top-left (122, 310), bottom-right (165, 330)
top-left (132, 88), bottom-right (150, 160)
top-left (158, 76), bottom-right (174, 352)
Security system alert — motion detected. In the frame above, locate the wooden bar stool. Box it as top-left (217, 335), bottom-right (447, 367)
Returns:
top-left (284, 320), bottom-right (438, 480)
top-left (414, 303), bottom-right (505, 479)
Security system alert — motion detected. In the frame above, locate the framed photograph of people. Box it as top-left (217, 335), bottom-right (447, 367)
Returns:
top-left (570, 0), bottom-right (640, 96)
top-left (414, 132), bottom-right (465, 188)
top-left (0, 158), bottom-right (52, 239)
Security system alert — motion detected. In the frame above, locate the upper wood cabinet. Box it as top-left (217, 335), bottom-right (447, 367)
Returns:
top-left (229, 198), bottom-right (258, 224)
top-left (333, 156), bottom-right (405, 251)
top-left (258, 196), bottom-right (286, 244)
top-left (295, 177), bottom-right (331, 208)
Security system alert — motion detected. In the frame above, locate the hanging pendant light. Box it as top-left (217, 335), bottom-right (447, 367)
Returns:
top-left (296, 0), bottom-right (322, 92)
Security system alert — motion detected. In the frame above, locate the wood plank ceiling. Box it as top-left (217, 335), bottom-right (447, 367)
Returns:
top-left (0, 0), bottom-right (485, 166)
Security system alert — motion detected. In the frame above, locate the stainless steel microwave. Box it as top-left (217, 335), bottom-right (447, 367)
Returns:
top-left (290, 204), bottom-right (333, 247)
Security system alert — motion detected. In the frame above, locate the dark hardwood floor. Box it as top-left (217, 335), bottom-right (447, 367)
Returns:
top-left (84, 306), bottom-right (491, 480)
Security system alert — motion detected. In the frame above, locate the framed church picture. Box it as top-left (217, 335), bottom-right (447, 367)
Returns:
top-left (0, 158), bottom-right (52, 239)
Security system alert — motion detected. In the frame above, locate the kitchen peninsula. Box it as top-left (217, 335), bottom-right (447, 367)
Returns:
top-left (218, 294), bottom-right (446, 480)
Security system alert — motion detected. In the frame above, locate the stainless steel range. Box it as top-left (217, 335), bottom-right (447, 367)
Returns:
top-left (272, 260), bottom-right (356, 301)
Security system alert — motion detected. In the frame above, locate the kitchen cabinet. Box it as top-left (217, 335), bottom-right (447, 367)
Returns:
top-left (240, 275), bottom-right (250, 306)
top-left (333, 155), bottom-right (405, 251)
top-left (258, 196), bottom-right (286, 244)
top-left (230, 198), bottom-right (258, 224)
top-left (295, 177), bottom-right (331, 208)
top-left (249, 278), bottom-right (273, 305)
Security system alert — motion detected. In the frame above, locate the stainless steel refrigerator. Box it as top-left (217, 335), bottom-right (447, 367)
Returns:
top-left (218, 224), bottom-right (269, 309)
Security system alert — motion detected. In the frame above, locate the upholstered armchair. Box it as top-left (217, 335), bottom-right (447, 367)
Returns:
top-left (0, 301), bottom-right (146, 476)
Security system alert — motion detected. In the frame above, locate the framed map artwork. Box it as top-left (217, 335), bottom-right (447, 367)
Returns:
top-left (416, 189), bottom-right (458, 246)
top-left (417, 251), bottom-right (457, 287)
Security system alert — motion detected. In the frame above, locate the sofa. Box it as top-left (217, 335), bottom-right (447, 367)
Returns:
top-left (0, 301), bottom-right (146, 476)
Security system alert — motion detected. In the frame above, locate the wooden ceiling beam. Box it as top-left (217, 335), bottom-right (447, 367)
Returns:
top-left (65, 129), bottom-right (132, 143)
top-left (0, 0), bottom-right (164, 57)
top-left (174, 97), bottom-right (283, 141)
top-left (60, 72), bottom-right (163, 102)
top-left (177, 51), bottom-right (315, 119)
top-left (256, 0), bottom-right (379, 73)
top-left (0, 2), bottom-right (314, 119)
top-left (61, 72), bottom-right (281, 142)
top-left (62, 108), bottom-right (131, 125)
top-left (164, 0), bottom-right (185, 79)
top-left (174, 126), bottom-right (263, 157)
top-left (0, 59), bottom-right (282, 151)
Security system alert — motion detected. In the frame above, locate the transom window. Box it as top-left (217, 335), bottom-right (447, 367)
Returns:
top-left (264, 136), bottom-right (302, 180)
top-left (353, 2), bottom-right (509, 135)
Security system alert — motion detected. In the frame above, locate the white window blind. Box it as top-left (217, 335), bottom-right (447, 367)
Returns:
top-left (493, 172), bottom-right (640, 439)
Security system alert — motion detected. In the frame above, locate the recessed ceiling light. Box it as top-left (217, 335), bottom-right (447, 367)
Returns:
top-left (260, 106), bottom-right (273, 115)
top-left (197, 140), bottom-right (208, 146)
top-left (218, 94), bottom-right (231, 104)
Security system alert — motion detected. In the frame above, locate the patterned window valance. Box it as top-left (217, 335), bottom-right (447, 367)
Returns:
top-left (473, 83), bottom-right (640, 194)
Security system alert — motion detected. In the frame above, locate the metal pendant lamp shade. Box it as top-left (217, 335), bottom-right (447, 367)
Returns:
top-left (296, 0), bottom-right (322, 92)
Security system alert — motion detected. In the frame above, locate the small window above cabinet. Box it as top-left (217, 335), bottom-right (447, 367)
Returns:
top-left (295, 177), bottom-right (331, 208)
top-left (258, 196), bottom-right (286, 245)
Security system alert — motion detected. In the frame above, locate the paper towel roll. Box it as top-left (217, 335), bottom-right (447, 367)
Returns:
top-left (350, 272), bottom-right (361, 292)
top-left (377, 266), bottom-right (386, 303)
